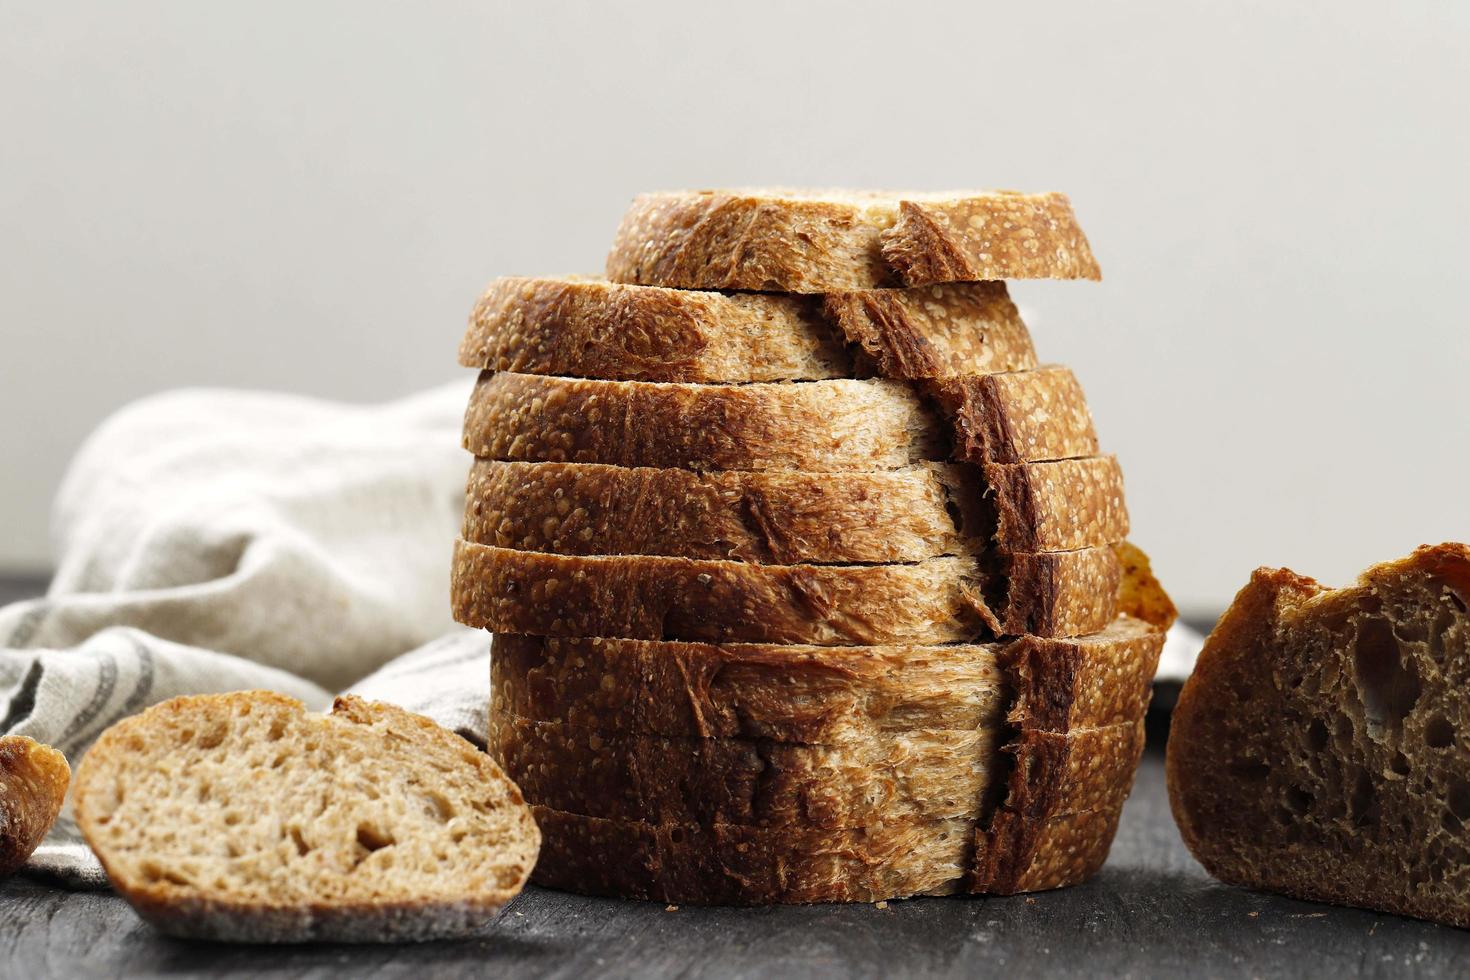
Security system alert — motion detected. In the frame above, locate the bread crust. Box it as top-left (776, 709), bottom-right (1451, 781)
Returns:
top-left (460, 277), bottom-right (1036, 382)
top-left (452, 540), bottom-right (1122, 643)
top-left (491, 712), bottom-right (996, 829)
top-left (0, 735), bottom-right (70, 878)
top-left (529, 805), bottom-right (969, 905)
top-left (1166, 543), bottom-right (1470, 928)
top-left (605, 190), bottom-right (1099, 292)
top-left (73, 692), bottom-right (541, 943)
top-left (463, 457), bottom-right (1126, 564)
top-left (928, 367), bottom-right (1098, 464)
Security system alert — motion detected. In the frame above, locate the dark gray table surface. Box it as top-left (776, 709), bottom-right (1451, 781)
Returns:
top-left (3, 575), bottom-right (1468, 979)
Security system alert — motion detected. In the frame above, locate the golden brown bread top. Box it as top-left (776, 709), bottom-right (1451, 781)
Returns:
top-left (605, 189), bottom-right (1101, 292)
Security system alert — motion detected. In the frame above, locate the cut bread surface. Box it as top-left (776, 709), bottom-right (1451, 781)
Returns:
top-left (451, 541), bottom-right (1123, 643)
top-left (462, 367), bottom-right (1098, 472)
top-left (463, 457), bottom-right (1127, 564)
top-left (0, 735), bottom-right (70, 877)
top-left (460, 276), bottom-right (1036, 382)
top-left (605, 189), bottom-right (1100, 292)
top-left (1167, 543), bottom-right (1470, 928)
top-left (73, 692), bottom-right (540, 943)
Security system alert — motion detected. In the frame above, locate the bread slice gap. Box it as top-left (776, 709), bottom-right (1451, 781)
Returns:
top-left (1167, 543), bottom-right (1470, 928)
top-left (73, 692), bottom-right (540, 943)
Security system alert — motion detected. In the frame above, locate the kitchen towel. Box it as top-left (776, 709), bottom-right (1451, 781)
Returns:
top-left (0, 381), bottom-right (1203, 887)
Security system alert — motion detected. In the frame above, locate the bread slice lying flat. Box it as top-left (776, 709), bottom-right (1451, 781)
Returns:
top-left (490, 617), bottom-right (1160, 742)
top-left (492, 712), bottom-right (996, 828)
top-left (452, 541), bottom-right (1123, 644)
top-left (605, 189), bottom-right (1100, 292)
top-left (463, 367), bottom-right (1097, 472)
top-left (0, 735), bottom-right (70, 877)
top-left (464, 457), bottom-right (1127, 564)
top-left (461, 277), bottom-right (1036, 382)
top-left (73, 692), bottom-right (540, 943)
top-left (1167, 543), bottom-right (1470, 928)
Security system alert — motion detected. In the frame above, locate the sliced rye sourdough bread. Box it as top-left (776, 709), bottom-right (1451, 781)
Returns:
top-left (604, 189), bottom-right (1100, 292)
top-left (451, 540), bottom-right (1123, 642)
top-left (462, 367), bottom-right (1097, 472)
top-left (490, 616), bottom-right (1160, 742)
top-left (0, 736), bottom-right (70, 877)
top-left (464, 457), bottom-right (1128, 562)
top-left (461, 277), bottom-right (1036, 382)
top-left (73, 692), bottom-right (539, 943)
top-left (508, 616), bottom-right (1166, 904)
top-left (1167, 543), bottom-right (1470, 928)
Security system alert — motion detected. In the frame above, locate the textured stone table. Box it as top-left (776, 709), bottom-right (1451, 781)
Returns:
top-left (3, 576), bottom-right (1468, 979)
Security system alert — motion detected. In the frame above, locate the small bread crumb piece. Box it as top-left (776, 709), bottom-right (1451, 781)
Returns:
top-left (874, 901), bottom-right (888, 910)
top-left (665, 905), bottom-right (679, 912)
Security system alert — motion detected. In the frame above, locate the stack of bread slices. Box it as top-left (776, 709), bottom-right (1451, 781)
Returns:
top-left (452, 189), bottom-right (1175, 904)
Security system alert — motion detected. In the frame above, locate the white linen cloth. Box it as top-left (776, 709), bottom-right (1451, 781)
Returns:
top-left (0, 380), bottom-right (1203, 888)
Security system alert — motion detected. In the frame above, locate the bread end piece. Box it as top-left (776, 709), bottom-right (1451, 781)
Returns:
top-left (0, 735), bottom-right (70, 877)
top-left (1167, 543), bottom-right (1470, 928)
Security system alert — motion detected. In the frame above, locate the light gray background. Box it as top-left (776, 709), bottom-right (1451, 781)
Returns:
top-left (2, 1), bottom-right (1467, 613)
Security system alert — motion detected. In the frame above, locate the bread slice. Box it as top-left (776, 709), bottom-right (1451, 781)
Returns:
top-left (464, 457), bottom-right (1127, 564)
top-left (1167, 543), bottom-right (1470, 928)
top-left (451, 540), bottom-right (1122, 643)
top-left (462, 367), bottom-right (1097, 472)
top-left (460, 277), bottom-right (1036, 382)
top-left (531, 805), bottom-right (972, 904)
top-left (0, 735), bottom-right (70, 877)
top-left (73, 692), bottom-right (540, 943)
top-left (490, 617), bottom-right (1159, 743)
top-left (490, 713), bottom-right (996, 828)
top-left (605, 189), bottom-right (1100, 292)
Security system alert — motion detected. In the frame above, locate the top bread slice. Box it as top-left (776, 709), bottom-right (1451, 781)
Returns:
top-left (1167, 543), bottom-right (1470, 929)
top-left (0, 735), bottom-right (70, 877)
top-left (605, 189), bottom-right (1101, 292)
top-left (461, 277), bottom-right (1036, 382)
top-left (73, 692), bottom-right (540, 943)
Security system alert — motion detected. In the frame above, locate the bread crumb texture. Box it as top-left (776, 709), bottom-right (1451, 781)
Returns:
top-left (73, 692), bottom-right (540, 943)
top-left (1167, 543), bottom-right (1470, 928)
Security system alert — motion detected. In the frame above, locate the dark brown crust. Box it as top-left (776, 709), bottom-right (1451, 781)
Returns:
top-left (879, 196), bottom-right (1101, 286)
top-left (463, 458), bottom-right (1127, 564)
top-left (1000, 625), bottom-right (1165, 734)
top-left (1166, 543), bottom-right (1470, 928)
top-left (928, 368), bottom-right (1099, 465)
top-left (821, 282), bottom-right (1037, 378)
top-left (462, 371), bottom-right (946, 473)
top-left (530, 805), bottom-right (969, 905)
top-left (0, 736), bottom-right (70, 878)
top-left (490, 712), bottom-right (995, 829)
top-left (452, 541), bottom-right (1122, 644)
top-left (605, 190), bottom-right (1099, 293)
top-left (968, 720), bottom-right (1147, 893)
top-left (490, 633), bottom-right (1009, 743)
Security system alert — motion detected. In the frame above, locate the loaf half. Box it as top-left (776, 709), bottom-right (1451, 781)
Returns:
top-left (73, 692), bottom-right (540, 943)
top-left (0, 735), bottom-right (70, 877)
top-left (464, 457), bottom-right (1127, 563)
top-left (1167, 543), bottom-right (1470, 928)
top-left (462, 367), bottom-right (1097, 472)
top-left (461, 277), bottom-right (1036, 382)
top-left (452, 540), bottom-right (1123, 643)
top-left (605, 189), bottom-right (1100, 292)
